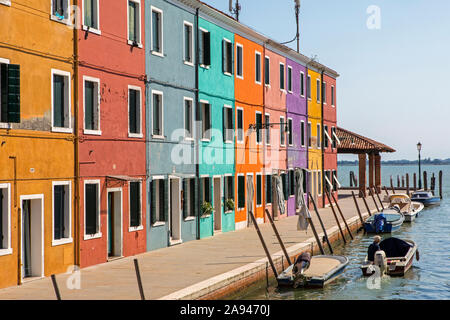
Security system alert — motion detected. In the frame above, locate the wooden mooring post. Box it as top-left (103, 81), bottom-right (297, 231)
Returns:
top-left (324, 192), bottom-right (347, 244)
top-left (308, 194), bottom-right (333, 254)
top-left (368, 187), bottom-right (380, 212)
top-left (401, 176), bottom-right (405, 188)
top-left (413, 173), bottom-right (417, 191)
top-left (424, 171), bottom-right (428, 190)
top-left (265, 209), bottom-right (292, 265)
top-left (51, 274), bottom-right (62, 300)
top-left (384, 186), bottom-right (389, 196)
top-left (134, 259), bottom-right (146, 300)
top-left (430, 173), bottom-right (436, 194)
top-left (406, 173), bottom-right (410, 196)
top-left (439, 171), bottom-right (443, 199)
top-left (390, 177), bottom-right (396, 194)
top-left (397, 175), bottom-right (400, 188)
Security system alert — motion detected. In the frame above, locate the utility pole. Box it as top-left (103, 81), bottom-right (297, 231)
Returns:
top-left (295, 0), bottom-right (301, 52)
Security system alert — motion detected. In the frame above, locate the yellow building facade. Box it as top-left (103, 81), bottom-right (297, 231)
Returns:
top-left (0, 0), bottom-right (75, 288)
top-left (307, 68), bottom-right (323, 206)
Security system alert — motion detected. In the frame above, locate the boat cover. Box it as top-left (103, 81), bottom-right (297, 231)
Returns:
top-left (379, 237), bottom-right (412, 258)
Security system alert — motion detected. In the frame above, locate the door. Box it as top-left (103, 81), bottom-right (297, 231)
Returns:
top-left (107, 193), bottom-right (114, 257)
top-left (21, 196), bottom-right (43, 280)
top-left (169, 178), bottom-right (181, 243)
top-left (22, 200), bottom-right (32, 278)
top-left (213, 177), bottom-right (221, 231)
top-left (247, 174), bottom-right (254, 226)
top-left (107, 190), bottom-right (122, 258)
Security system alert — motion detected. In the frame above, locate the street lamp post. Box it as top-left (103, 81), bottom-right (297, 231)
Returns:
top-left (417, 142), bottom-right (422, 189)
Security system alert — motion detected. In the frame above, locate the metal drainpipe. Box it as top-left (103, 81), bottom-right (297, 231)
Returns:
top-left (321, 69), bottom-right (325, 208)
top-left (195, 8), bottom-right (200, 240)
top-left (305, 63), bottom-right (309, 207)
top-left (73, 0), bottom-right (80, 267)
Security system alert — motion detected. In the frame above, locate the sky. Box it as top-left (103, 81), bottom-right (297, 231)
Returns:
top-left (202, 0), bottom-right (450, 161)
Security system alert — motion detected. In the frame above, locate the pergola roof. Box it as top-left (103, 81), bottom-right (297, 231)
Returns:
top-left (336, 127), bottom-right (396, 154)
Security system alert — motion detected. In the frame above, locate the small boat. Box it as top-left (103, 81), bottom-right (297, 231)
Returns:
top-left (277, 255), bottom-right (349, 288)
top-left (411, 191), bottom-right (441, 207)
top-left (361, 237), bottom-right (418, 277)
top-left (384, 194), bottom-right (424, 222)
top-left (364, 212), bottom-right (404, 233)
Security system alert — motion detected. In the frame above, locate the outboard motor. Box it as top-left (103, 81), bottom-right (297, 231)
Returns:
top-left (373, 213), bottom-right (386, 233)
top-left (374, 250), bottom-right (387, 275)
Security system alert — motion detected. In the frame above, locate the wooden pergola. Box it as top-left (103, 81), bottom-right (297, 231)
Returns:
top-left (336, 127), bottom-right (396, 197)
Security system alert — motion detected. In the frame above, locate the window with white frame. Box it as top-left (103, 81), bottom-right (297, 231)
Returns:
top-left (300, 71), bottom-right (305, 96)
top-left (223, 105), bottom-right (233, 142)
top-left (265, 175), bottom-right (272, 204)
top-left (280, 116), bottom-right (285, 146)
top-left (316, 79), bottom-right (320, 103)
top-left (287, 66), bottom-right (292, 92)
top-left (324, 124), bottom-right (329, 148)
top-left (255, 52), bottom-right (261, 84)
top-left (128, 0), bottom-right (141, 46)
top-left (52, 70), bottom-right (71, 132)
top-left (224, 176), bottom-right (234, 212)
top-left (255, 112), bottom-right (262, 145)
top-left (265, 113), bottom-right (270, 144)
top-left (331, 85), bottom-right (335, 106)
top-left (300, 120), bottom-right (305, 147)
top-left (199, 29), bottom-right (210, 66)
top-left (264, 56), bottom-right (270, 85)
top-left (152, 90), bottom-right (163, 137)
top-left (237, 175), bottom-right (245, 210)
top-left (53, 182), bottom-right (71, 244)
top-left (83, 0), bottom-right (99, 31)
top-left (151, 178), bottom-right (166, 224)
top-left (52, 0), bottom-right (69, 21)
top-left (322, 81), bottom-right (327, 104)
top-left (184, 22), bottom-right (193, 64)
top-left (202, 177), bottom-right (211, 205)
top-left (236, 44), bottom-right (243, 78)
top-left (129, 87), bottom-right (141, 136)
top-left (184, 97), bottom-right (193, 139)
top-left (151, 7), bottom-right (163, 55)
top-left (288, 118), bottom-right (293, 146)
top-left (201, 101), bottom-right (211, 140)
top-left (256, 174), bottom-right (262, 206)
top-left (317, 123), bottom-right (321, 149)
top-left (318, 171), bottom-right (322, 196)
top-left (308, 122), bottom-right (312, 148)
top-left (129, 181), bottom-right (142, 228)
top-left (236, 108), bottom-right (243, 143)
top-left (183, 178), bottom-right (196, 218)
top-left (85, 181), bottom-right (100, 237)
top-left (84, 77), bottom-right (100, 134)
top-left (222, 39), bottom-right (233, 75)
top-left (331, 126), bottom-right (337, 149)
top-left (280, 63), bottom-right (285, 90)
top-left (307, 75), bottom-right (311, 99)
top-left (0, 184), bottom-right (11, 253)
top-left (289, 169), bottom-right (295, 197)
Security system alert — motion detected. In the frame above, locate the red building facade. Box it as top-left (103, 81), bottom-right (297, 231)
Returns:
top-left (77, 0), bottom-right (147, 267)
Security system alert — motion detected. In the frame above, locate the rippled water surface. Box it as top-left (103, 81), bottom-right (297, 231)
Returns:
top-left (236, 165), bottom-right (450, 300)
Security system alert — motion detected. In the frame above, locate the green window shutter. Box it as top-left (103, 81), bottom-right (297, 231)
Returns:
top-left (204, 32), bottom-right (211, 66)
top-left (222, 107), bottom-right (226, 142)
top-left (230, 42), bottom-right (234, 75)
top-left (54, 185), bottom-right (64, 240)
top-left (7, 64), bottom-right (20, 123)
top-left (257, 175), bottom-right (262, 205)
top-left (128, 1), bottom-right (136, 42)
top-left (85, 81), bottom-right (94, 130)
top-left (152, 11), bottom-right (160, 52)
top-left (129, 89), bottom-right (137, 134)
top-left (182, 179), bottom-right (187, 219)
top-left (1, 64), bottom-right (8, 122)
top-left (150, 180), bottom-right (156, 224)
top-left (85, 184), bottom-right (98, 235)
top-left (238, 176), bottom-right (245, 209)
top-left (163, 179), bottom-right (169, 222)
top-left (84, 0), bottom-right (92, 27)
top-left (130, 182), bottom-right (140, 227)
top-left (222, 40), bottom-right (226, 74)
top-left (53, 75), bottom-right (64, 128)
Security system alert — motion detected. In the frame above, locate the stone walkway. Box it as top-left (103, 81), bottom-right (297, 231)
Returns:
top-left (0, 190), bottom-right (385, 300)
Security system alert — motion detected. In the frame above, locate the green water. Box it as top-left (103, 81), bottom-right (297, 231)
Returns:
top-left (235, 165), bottom-right (450, 300)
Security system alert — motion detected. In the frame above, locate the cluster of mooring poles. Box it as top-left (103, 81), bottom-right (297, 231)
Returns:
top-left (386, 170), bottom-right (444, 199)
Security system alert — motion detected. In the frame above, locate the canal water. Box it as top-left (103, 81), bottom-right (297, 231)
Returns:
top-left (234, 165), bottom-right (450, 300)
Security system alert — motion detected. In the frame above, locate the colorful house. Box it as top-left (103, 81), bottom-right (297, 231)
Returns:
top-left (77, 0), bottom-right (147, 267)
top-left (145, 0), bottom-right (198, 250)
top-left (197, 16), bottom-right (236, 237)
top-left (0, 0), bottom-right (75, 287)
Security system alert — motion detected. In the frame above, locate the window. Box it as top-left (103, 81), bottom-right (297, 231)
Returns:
top-left (300, 120), bottom-right (305, 147)
top-left (128, 0), bottom-right (141, 46)
top-left (85, 181), bottom-right (100, 237)
top-left (287, 66), bottom-right (292, 92)
top-left (317, 123), bottom-right (321, 148)
top-left (224, 176), bottom-right (234, 211)
top-left (255, 52), bottom-right (261, 84)
top-left (184, 22), bottom-right (194, 64)
top-left (307, 75), bottom-right (311, 99)
top-left (184, 98), bottom-right (193, 139)
top-left (0, 184), bottom-right (11, 254)
top-left (300, 72), bottom-right (305, 96)
top-left (237, 175), bottom-right (245, 209)
top-left (289, 170), bottom-right (295, 197)
top-left (199, 29), bottom-right (211, 66)
top-left (281, 173), bottom-right (288, 200)
top-left (151, 7), bottom-right (163, 55)
top-left (129, 181), bottom-right (142, 228)
top-left (256, 174), bottom-right (262, 206)
top-left (150, 178), bottom-right (166, 224)
top-left (236, 44), bottom-right (243, 78)
top-left (223, 105), bottom-right (233, 142)
top-left (324, 125), bottom-right (329, 148)
top-left (83, 77), bottom-right (100, 134)
top-left (280, 116), bottom-right (285, 146)
top-left (331, 127), bottom-right (337, 149)
top-left (128, 86), bottom-right (141, 136)
top-left (222, 39), bottom-right (233, 75)
top-left (152, 90), bottom-right (163, 137)
top-left (52, 0), bottom-right (69, 20)
top-left (322, 82), bottom-right (327, 104)
top-left (316, 79), bottom-right (320, 103)
top-left (182, 178), bottom-right (196, 218)
top-left (265, 113), bottom-right (270, 144)
top-left (201, 102), bottom-right (211, 140)
top-left (264, 56), bottom-right (270, 85)
top-left (1, 60), bottom-right (20, 124)
top-left (332, 170), bottom-right (338, 191)
top-left (318, 171), bottom-right (322, 196)
top-left (53, 182), bottom-right (71, 244)
top-left (236, 108), bottom-right (243, 143)
top-left (288, 118), bottom-right (293, 146)
top-left (331, 85), bottom-right (335, 106)
top-left (308, 122), bottom-right (312, 148)
top-left (52, 70), bottom-right (71, 132)
top-left (265, 175), bottom-right (272, 204)
top-left (83, 0), bottom-right (99, 31)
top-left (202, 177), bottom-right (211, 205)
top-left (255, 112), bottom-right (262, 145)
top-left (279, 63), bottom-right (285, 90)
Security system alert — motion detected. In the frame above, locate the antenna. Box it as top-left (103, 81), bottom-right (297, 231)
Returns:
top-left (229, 0), bottom-right (241, 21)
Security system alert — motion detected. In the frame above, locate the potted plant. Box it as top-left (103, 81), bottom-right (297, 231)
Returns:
top-left (201, 201), bottom-right (213, 217)
top-left (225, 198), bottom-right (235, 212)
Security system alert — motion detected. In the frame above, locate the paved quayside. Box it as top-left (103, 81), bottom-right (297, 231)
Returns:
top-left (0, 191), bottom-right (381, 300)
